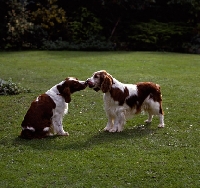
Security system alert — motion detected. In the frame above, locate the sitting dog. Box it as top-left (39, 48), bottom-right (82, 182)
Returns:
top-left (86, 70), bottom-right (164, 132)
top-left (20, 77), bottom-right (87, 139)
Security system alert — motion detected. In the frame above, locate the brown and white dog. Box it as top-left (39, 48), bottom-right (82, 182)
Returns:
top-left (86, 70), bottom-right (164, 132)
top-left (20, 77), bottom-right (87, 139)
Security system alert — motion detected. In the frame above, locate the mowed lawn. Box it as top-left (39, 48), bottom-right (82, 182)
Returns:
top-left (0, 51), bottom-right (199, 188)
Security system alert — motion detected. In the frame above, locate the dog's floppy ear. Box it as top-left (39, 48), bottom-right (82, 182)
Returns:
top-left (57, 84), bottom-right (71, 103)
top-left (101, 73), bottom-right (113, 93)
top-left (63, 87), bottom-right (71, 103)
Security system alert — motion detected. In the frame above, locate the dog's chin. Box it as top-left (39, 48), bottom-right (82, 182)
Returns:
top-left (93, 87), bottom-right (100, 92)
top-left (88, 84), bottom-right (94, 88)
top-left (87, 81), bottom-right (95, 88)
top-left (88, 85), bottom-right (100, 92)
top-left (87, 82), bottom-right (100, 91)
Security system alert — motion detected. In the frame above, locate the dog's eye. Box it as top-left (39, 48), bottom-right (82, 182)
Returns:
top-left (94, 75), bottom-right (99, 78)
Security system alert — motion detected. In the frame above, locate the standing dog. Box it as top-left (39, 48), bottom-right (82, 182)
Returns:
top-left (86, 70), bottom-right (164, 132)
top-left (20, 77), bottom-right (87, 139)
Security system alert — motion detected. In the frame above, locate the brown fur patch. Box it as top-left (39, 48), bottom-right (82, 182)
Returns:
top-left (65, 78), bottom-right (86, 93)
top-left (57, 81), bottom-right (70, 103)
top-left (126, 94), bottom-right (139, 110)
top-left (100, 71), bottom-right (113, 93)
top-left (110, 87), bottom-right (129, 105)
top-left (126, 82), bottom-right (163, 114)
top-left (20, 94), bottom-right (56, 139)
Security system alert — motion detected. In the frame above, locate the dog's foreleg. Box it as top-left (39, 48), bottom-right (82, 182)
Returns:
top-left (109, 112), bottom-right (125, 132)
top-left (52, 115), bottom-right (69, 136)
top-left (104, 114), bottom-right (114, 131)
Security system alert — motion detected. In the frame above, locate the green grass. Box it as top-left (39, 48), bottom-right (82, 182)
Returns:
top-left (0, 51), bottom-right (199, 188)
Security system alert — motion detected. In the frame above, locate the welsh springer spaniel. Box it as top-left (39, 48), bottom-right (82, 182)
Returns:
top-left (86, 70), bottom-right (164, 132)
top-left (20, 77), bottom-right (87, 139)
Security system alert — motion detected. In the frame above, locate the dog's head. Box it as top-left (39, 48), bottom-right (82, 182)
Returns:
top-left (86, 70), bottom-right (113, 93)
top-left (57, 77), bottom-right (87, 103)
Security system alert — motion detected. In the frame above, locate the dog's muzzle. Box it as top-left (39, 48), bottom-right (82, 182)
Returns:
top-left (85, 79), bottom-right (95, 88)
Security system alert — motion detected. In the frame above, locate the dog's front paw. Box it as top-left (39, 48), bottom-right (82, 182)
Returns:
top-left (117, 128), bottom-right (123, 132)
top-left (64, 132), bottom-right (69, 136)
top-left (104, 126), bottom-right (111, 131)
top-left (109, 128), bottom-right (117, 132)
top-left (144, 119), bottom-right (152, 123)
top-left (57, 131), bottom-right (69, 136)
top-left (47, 132), bottom-right (54, 136)
top-left (158, 124), bottom-right (165, 128)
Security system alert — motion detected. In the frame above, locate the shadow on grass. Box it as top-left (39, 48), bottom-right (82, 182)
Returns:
top-left (12, 123), bottom-right (160, 151)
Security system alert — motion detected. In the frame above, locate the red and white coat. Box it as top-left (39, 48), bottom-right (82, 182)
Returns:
top-left (20, 77), bottom-right (87, 139)
top-left (86, 70), bottom-right (164, 132)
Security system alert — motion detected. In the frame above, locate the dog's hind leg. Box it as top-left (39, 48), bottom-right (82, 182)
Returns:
top-left (158, 114), bottom-right (164, 128)
top-left (158, 101), bottom-right (165, 127)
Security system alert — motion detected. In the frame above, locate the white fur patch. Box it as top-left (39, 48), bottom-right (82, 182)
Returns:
top-left (64, 103), bottom-right (68, 114)
top-left (43, 127), bottom-right (50, 132)
top-left (26, 126), bottom-right (35, 132)
top-left (68, 77), bottom-right (76, 81)
top-left (142, 96), bottom-right (160, 114)
top-left (112, 79), bottom-right (138, 97)
top-left (125, 84), bottom-right (138, 96)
